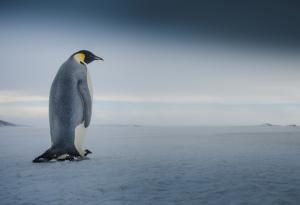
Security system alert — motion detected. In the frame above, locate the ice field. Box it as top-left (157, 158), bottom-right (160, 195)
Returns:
top-left (0, 126), bottom-right (300, 204)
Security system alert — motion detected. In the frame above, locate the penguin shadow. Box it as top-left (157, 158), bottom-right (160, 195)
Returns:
top-left (32, 156), bottom-right (91, 163)
top-left (33, 149), bottom-right (93, 163)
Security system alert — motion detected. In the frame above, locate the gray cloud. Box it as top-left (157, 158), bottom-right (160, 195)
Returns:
top-left (1, 1), bottom-right (300, 126)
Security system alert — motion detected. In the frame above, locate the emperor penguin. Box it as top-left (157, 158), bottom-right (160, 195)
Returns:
top-left (33, 50), bottom-right (103, 163)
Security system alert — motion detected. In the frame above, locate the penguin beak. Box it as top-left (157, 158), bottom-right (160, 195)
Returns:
top-left (94, 55), bottom-right (104, 61)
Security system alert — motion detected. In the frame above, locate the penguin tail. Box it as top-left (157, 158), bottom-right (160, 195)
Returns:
top-left (32, 147), bottom-right (60, 163)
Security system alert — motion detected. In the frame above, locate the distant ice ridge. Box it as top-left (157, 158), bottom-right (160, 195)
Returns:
top-left (0, 120), bottom-right (17, 127)
top-left (260, 123), bottom-right (298, 127)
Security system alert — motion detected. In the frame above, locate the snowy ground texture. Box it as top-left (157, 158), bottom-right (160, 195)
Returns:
top-left (0, 126), bottom-right (300, 205)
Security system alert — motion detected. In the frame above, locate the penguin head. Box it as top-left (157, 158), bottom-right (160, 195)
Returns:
top-left (72, 50), bottom-right (103, 64)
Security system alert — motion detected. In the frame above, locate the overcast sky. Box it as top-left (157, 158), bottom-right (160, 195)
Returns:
top-left (1, 0), bottom-right (300, 126)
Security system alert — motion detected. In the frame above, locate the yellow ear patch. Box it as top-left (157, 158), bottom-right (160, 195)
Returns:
top-left (74, 53), bottom-right (85, 63)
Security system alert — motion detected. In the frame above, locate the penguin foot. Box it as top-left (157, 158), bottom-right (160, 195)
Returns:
top-left (65, 155), bottom-right (75, 161)
top-left (84, 149), bottom-right (92, 156)
top-left (56, 154), bottom-right (75, 161)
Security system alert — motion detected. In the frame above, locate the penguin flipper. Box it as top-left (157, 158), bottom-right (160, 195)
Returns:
top-left (78, 79), bottom-right (92, 128)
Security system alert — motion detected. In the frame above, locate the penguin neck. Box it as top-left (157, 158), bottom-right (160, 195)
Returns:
top-left (73, 54), bottom-right (86, 65)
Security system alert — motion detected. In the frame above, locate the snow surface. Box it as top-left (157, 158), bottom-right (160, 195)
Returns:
top-left (0, 126), bottom-right (300, 205)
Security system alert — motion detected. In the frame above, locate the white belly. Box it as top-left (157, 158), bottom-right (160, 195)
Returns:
top-left (74, 69), bottom-right (93, 156)
top-left (87, 69), bottom-right (93, 99)
top-left (75, 122), bottom-right (86, 156)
